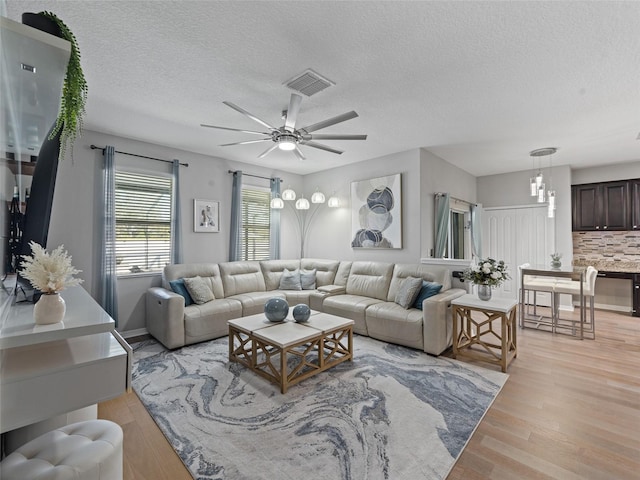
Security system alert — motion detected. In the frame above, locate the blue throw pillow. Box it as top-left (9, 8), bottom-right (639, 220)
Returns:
top-left (169, 278), bottom-right (194, 306)
top-left (412, 281), bottom-right (443, 310)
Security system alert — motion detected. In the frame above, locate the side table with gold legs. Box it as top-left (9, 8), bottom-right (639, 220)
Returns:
top-left (451, 294), bottom-right (518, 372)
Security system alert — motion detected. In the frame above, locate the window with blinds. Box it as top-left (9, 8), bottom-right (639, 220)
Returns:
top-left (115, 171), bottom-right (172, 275)
top-left (240, 187), bottom-right (271, 261)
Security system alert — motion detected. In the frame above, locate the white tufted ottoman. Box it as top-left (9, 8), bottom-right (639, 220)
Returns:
top-left (0, 419), bottom-right (123, 480)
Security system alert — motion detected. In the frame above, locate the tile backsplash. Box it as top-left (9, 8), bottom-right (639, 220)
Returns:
top-left (573, 231), bottom-right (640, 262)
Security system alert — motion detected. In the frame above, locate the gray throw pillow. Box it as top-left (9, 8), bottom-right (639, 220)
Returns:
top-left (279, 268), bottom-right (302, 290)
top-left (394, 276), bottom-right (424, 309)
top-left (300, 268), bottom-right (317, 290)
top-left (183, 276), bottom-right (215, 304)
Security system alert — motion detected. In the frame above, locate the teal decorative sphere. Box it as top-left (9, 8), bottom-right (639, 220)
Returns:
top-left (293, 304), bottom-right (311, 323)
top-left (264, 298), bottom-right (289, 322)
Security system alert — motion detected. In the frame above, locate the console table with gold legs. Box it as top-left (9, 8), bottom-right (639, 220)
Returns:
top-left (451, 294), bottom-right (518, 372)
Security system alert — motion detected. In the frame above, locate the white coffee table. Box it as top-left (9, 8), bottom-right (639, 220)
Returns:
top-left (228, 311), bottom-right (354, 393)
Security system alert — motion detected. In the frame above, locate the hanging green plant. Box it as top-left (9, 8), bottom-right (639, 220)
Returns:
top-left (38, 11), bottom-right (88, 160)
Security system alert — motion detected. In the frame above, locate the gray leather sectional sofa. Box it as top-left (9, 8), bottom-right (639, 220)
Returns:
top-left (146, 259), bottom-right (466, 355)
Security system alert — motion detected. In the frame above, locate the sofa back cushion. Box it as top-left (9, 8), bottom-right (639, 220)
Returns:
top-left (387, 264), bottom-right (451, 302)
top-left (301, 258), bottom-right (340, 287)
top-left (346, 261), bottom-right (394, 301)
top-left (334, 261), bottom-right (352, 286)
top-left (163, 263), bottom-right (225, 299)
top-left (219, 261), bottom-right (266, 296)
top-left (260, 260), bottom-right (302, 290)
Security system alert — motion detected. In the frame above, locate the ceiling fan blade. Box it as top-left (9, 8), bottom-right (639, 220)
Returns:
top-left (223, 101), bottom-right (279, 131)
top-left (200, 124), bottom-right (270, 136)
top-left (258, 143), bottom-right (279, 159)
top-left (298, 111), bottom-right (359, 134)
top-left (303, 134), bottom-right (367, 141)
top-left (293, 145), bottom-right (306, 160)
top-left (284, 93), bottom-right (303, 131)
top-left (300, 140), bottom-right (344, 155)
top-left (219, 138), bottom-right (272, 147)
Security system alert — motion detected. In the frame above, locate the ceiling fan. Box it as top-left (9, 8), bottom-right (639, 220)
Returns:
top-left (200, 93), bottom-right (367, 160)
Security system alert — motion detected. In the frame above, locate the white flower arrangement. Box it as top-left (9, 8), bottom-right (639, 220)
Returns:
top-left (463, 257), bottom-right (510, 287)
top-left (20, 241), bottom-right (83, 294)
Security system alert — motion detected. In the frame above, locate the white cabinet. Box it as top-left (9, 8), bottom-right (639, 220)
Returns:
top-left (482, 205), bottom-right (555, 303)
top-left (0, 286), bottom-right (132, 435)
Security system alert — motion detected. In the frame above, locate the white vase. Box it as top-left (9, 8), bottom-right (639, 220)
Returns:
top-left (34, 293), bottom-right (66, 325)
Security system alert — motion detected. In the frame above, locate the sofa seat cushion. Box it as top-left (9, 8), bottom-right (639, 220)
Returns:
top-left (227, 291), bottom-right (286, 316)
top-left (322, 294), bottom-right (384, 335)
top-left (274, 289), bottom-right (312, 306)
top-left (184, 298), bottom-right (243, 343)
top-left (365, 302), bottom-right (424, 350)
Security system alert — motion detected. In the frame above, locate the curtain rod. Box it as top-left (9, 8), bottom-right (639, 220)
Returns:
top-left (435, 192), bottom-right (477, 207)
top-left (228, 170), bottom-right (282, 182)
top-left (90, 145), bottom-right (189, 167)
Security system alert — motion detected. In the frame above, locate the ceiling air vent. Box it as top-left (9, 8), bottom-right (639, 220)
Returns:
top-left (284, 69), bottom-right (334, 97)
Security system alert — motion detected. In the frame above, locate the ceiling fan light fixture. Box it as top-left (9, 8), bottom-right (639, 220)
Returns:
top-left (278, 139), bottom-right (296, 151)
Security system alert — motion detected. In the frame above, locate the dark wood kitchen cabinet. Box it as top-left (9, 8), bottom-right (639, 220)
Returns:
top-left (631, 179), bottom-right (640, 231)
top-left (572, 180), bottom-right (630, 231)
top-left (634, 274), bottom-right (640, 317)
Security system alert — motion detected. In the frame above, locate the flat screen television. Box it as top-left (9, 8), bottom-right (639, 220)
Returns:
top-left (16, 123), bottom-right (62, 297)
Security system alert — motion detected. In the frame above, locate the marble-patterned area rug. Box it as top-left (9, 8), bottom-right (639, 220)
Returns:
top-left (132, 335), bottom-right (507, 480)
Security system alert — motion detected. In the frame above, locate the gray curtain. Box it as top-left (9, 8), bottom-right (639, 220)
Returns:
top-left (171, 159), bottom-right (183, 264)
top-left (269, 177), bottom-right (281, 260)
top-left (434, 193), bottom-right (450, 258)
top-left (229, 171), bottom-right (243, 261)
top-left (470, 203), bottom-right (483, 259)
top-left (99, 146), bottom-right (118, 324)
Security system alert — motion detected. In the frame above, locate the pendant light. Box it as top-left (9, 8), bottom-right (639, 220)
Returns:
top-left (529, 148), bottom-right (558, 214)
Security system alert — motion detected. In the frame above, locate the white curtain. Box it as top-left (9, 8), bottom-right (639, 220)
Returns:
top-left (99, 146), bottom-right (118, 324)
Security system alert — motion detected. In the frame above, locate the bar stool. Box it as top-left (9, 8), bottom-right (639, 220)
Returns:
top-left (553, 266), bottom-right (598, 338)
top-left (519, 263), bottom-right (557, 326)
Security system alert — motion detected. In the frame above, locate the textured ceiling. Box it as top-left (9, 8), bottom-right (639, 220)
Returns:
top-left (4, 1), bottom-right (640, 176)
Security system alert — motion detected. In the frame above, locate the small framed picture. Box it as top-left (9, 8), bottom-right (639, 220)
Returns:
top-left (194, 199), bottom-right (219, 233)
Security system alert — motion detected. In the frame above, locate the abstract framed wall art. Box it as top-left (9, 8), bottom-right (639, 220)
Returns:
top-left (351, 173), bottom-right (402, 248)
top-left (194, 199), bottom-right (219, 233)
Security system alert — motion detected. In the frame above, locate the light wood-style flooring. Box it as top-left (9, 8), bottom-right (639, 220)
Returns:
top-left (99, 308), bottom-right (640, 479)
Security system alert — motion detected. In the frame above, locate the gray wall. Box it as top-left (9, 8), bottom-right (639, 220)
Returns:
top-left (48, 130), bottom-right (299, 334)
top-left (477, 164), bottom-right (572, 262)
top-left (419, 149), bottom-right (477, 259)
top-left (572, 160), bottom-right (640, 184)
top-left (301, 148), bottom-right (422, 262)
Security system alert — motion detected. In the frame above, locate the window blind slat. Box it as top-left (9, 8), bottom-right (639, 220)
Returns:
top-left (115, 171), bottom-right (173, 275)
top-left (240, 187), bottom-right (271, 261)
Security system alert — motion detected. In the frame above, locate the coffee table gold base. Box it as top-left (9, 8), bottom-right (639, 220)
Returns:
top-left (229, 314), bottom-right (353, 393)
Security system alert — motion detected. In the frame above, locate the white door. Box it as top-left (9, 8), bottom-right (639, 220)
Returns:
top-left (482, 205), bottom-right (555, 302)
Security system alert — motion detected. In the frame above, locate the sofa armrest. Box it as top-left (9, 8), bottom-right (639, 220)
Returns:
top-left (422, 288), bottom-right (466, 356)
top-left (309, 285), bottom-right (347, 311)
top-left (317, 285), bottom-right (346, 295)
top-left (146, 287), bottom-right (186, 349)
